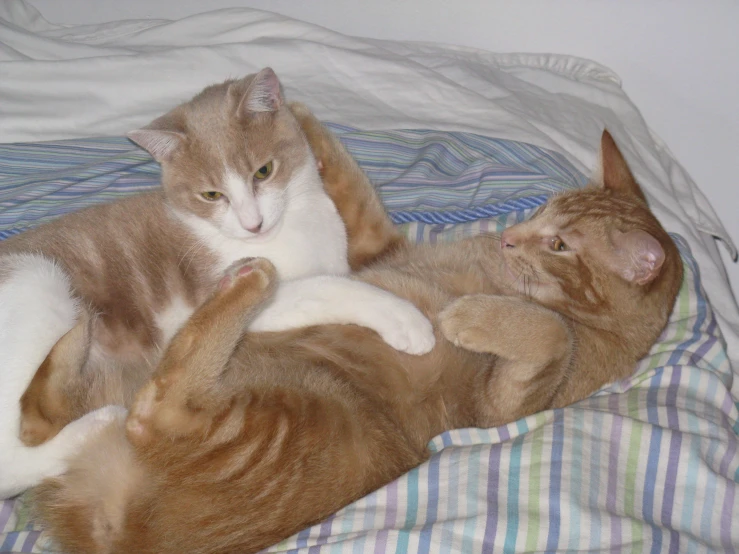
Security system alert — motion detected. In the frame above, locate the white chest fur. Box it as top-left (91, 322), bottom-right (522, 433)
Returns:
top-left (160, 176), bottom-right (349, 341)
top-left (223, 190), bottom-right (346, 279)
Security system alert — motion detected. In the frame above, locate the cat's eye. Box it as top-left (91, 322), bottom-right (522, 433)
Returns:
top-left (254, 161), bottom-right (274, 180)
top-left (551, 237), bottom-right (568, 252)
top-left (201, 191), bottom-right (224, 201)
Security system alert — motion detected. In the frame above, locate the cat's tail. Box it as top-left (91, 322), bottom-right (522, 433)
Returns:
top-left (32, 414), bottom-right (139, 554)
top-left (289, 102), bottom-right (407, 269)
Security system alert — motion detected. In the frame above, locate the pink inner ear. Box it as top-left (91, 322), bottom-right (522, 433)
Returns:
top-left (613, 229), bottom-right (665, 285)
top-left (127, 129), bottom-right (184, 162)
top-left (241, 67), bottom-right (284, 115)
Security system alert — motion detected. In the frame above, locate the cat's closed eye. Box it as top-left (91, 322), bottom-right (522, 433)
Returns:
top-left (550, 237), bottom-right (568, 252)
top-left (254, 161), bottom-right (274, 180)
top-left (201, 191), bottom-right (225, 201)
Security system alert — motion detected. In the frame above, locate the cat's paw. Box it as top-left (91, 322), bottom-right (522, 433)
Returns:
top-left (126, 381), bottom-right (159, 446)
top-left (212, 257), bottom-right (278, 313)
top-left (126, 379), bottom-right (208, 447)
top-left (439, 297), bottom-right (492, 352)
top-left (372, 300), bottom-right (436, 355)
top-left (220, 257), bottom-right (276, 291)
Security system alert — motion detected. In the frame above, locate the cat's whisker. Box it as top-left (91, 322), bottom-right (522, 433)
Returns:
top-left (512, 266), bottom-right (527, 292)
top-left (178, 237), bottom-right (206, 271)
top-left (283, 188), bottom-right (314, 203)
top-left (178, 239), bottom-right (203, 271)
top-left (179, 236), bottom-right (210, 276)
top-left (529, 268), bottom-right (542, 299)
top-left (185, 240), bottom-right (211, 276)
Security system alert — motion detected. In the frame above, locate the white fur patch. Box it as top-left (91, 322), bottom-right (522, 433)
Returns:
top-left (154, 296), bottom-right (195, 345)
top-left (221, 170), bottom-right (262, 236)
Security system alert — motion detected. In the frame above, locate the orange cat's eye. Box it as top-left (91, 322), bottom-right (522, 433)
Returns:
top-left (551, 237), bottom-right (568, 251)
top-left (254, 161), bottom-right (274, 180)
top-left (201, 191), bottom-right (224, 201)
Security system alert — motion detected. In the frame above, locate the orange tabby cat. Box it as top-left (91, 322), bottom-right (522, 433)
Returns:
top-left (33, 111), bottom-right (683, 554)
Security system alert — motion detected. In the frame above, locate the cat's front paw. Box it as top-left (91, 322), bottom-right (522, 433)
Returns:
top-left (439, 296), bottom-right (491, 352)
top-left (373, 300), bottom-right (436, 355)
top-left (219, 257), bottom-right (276, 292)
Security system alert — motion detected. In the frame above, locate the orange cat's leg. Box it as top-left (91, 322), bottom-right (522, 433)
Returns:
top-left (19, 313), bottom-right (91, 446)
top-left (439, 294), bottom-right (573, 424)
top-left (126, 257), bottom-right (277, 446)
top-left (290, 102), bottom-right (407, 269)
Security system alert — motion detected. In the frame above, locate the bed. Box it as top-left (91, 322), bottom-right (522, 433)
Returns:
top-left (1, 1), bottom-right (738, 552)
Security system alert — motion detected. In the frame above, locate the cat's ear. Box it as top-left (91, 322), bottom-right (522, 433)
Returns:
top-left (609, 229), bottom-right (665, 285)
top-left (594, 130), bottom-right (648, 203)
top-left (127, 115), bottom-right (186, 163)
top-left (239, 67), bottom-right (284, 115)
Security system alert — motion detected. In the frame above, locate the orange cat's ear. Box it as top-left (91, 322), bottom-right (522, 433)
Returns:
top-left (609, 229), bottom-right (665, 285)
top-left (128, 114), bottom-right (186, 163)
top-left (595, 130), bottom-right (648, 203)
top-left (239, 67), bottom-right (284, 116)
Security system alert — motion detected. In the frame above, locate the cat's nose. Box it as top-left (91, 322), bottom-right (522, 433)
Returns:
top-left (501, 230), bottom-right (515, 248)
top-left (246, 220), bottom-right (263, 234)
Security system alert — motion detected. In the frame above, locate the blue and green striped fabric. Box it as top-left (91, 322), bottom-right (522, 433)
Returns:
top-left (0, 125), bottom-right (585, 240)
top-left (1, 130), bottom-right (737, 553)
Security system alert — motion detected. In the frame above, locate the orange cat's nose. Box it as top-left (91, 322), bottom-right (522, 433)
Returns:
top-left (501, 230), bottom-right (515, 248)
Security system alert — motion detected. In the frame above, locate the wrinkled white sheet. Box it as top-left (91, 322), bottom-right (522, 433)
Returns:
top-left (1, 0), bottom-right (737, 383)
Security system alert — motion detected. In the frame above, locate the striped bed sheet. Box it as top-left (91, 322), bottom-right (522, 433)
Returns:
top-left (1, 129), bottom-right (737, 553)
top-left (0, 124), bottom-right (584, 238)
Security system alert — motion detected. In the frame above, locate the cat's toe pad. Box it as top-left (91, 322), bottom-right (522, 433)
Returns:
top-left (220, 257), bottom-right (276, 292)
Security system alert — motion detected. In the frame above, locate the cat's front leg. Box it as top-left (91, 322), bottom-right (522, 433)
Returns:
top-left (249, 276), bottom-right (435, 355)
top-left (440, 295), bottom-right (571, 361)
top-left (19, 312), bottom-right (92, 447)
top-left (440, 294), bottom-right (573, 423)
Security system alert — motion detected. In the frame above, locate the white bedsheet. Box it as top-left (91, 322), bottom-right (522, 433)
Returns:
top-left (1, 0), bottom-right (737, 385)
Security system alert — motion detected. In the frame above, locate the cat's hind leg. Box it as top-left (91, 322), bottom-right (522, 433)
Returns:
top-left (19, 311), bottom-right (92, 446)
top-left (439, 294), bottom-right (573, 425)
top-left (0, 253), bottom-right (114, 498)
top-left (126, 257), bottom-right (277, 446)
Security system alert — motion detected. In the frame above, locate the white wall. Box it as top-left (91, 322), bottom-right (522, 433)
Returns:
top-left (29, 0), bottom-right (739, 297)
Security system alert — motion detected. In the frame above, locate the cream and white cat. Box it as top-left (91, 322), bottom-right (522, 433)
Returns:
top-left (0, 69), bottom-right (433, 499)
